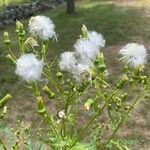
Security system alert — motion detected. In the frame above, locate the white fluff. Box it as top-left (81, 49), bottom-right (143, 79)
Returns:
top-left (15, 54), bottom-right (43, 82)
top-left (73, 64), bottom-right (91, 82)
top-left (74, 39), bottom-right (99, 65)
top-left (59, 51), bottom-right (77, 72)
top-left (29, 15), bottom-right (56, 40)
top-left (88, 31), bottom-right (105, 48)
top-left (119, 43), bottom-right (147, 67)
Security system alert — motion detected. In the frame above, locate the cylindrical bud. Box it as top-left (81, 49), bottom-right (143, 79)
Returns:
top-left (3, 106), bottom-right (7, 114)
top-left (43, 85), bottom-right (55, 99)
top-left (36, 96), bottom-right (46, 115)
top-left (0, 94), bottom-right (12, 108)
top-left (4, 31), bottom-right (11, 45)
top-left (94, 53), bottom-right (106, 72)
top-left (116, 75), bottom-right (128, 89)
top-left (16, 21), bottom-right (25, 36)
top-left (84, 98), bottom-right (94, 111)
top-left (7, 54), bottom-right (16, 64)
top-left (81, 24), bottom-right (88, 38)
top-left (133, 65), bottom-right (143, 80)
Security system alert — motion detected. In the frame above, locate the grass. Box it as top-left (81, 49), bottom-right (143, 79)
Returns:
top-left (0, 0), bottom-right (150, 149)
top-left (0, 0), bottom-right (35, 7)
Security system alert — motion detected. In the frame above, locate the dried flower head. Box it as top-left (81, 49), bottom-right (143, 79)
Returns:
top-left (29, 15), bottom-right (56, 40)
top-left (15, 54), bottom-right (43, 82)
top-left (25, 37), bottom-right (39, 48)
top-left (119, 43), bottom-right (147, 67)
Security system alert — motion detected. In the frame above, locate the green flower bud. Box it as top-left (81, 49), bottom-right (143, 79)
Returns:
top-left (104, 92), bottom-right (108, 98)
top-left (6, 54), bottom-right (16, 64)
top-left (116, 75), bottom-right (128, 89)
top-left (36, 96), bottom-right (46, 115)
top-left (133, 65), bottom-right (143, 80)
top-left (94, 53), bottom-right (106, 72)
top-left (121, 93), bottom-right (127, 101)
top-left (43, 85), bottom-right (55, 99)
top-left (81, 24), bottom-right (88, 38)
top-left (140, 76), bottom-right (148, 85)
top-left (0, 94), bottom-right (12, 108)
top-left (4, 31), bottom-right (10, 45)
top-left (129, 79), bottom-right (134, 84)
top-left (56, 72), bottom-right (63, 80)
top-left (123, 65), bottom-right (130, 74)
top-left (124, 105), bottom-right (130, 110)
top-left (108, 103), bottom-right (112, 110)
top-left (84, 98), bottom-right (94, 111)
top-left (16, 20), bottom-right (25, 36)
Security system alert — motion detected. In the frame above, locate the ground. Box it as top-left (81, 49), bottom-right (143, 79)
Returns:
top-left (0, 0), bottom-right (150, 149)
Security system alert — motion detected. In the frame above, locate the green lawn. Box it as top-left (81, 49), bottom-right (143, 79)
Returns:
top-left (0, 0), bottom-right (150, 149)
top-left (0, 0), bottom-right (35, 7)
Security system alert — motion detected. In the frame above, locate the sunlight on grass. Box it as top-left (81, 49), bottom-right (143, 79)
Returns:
top-left (0, 0), bottom-right (34, 7)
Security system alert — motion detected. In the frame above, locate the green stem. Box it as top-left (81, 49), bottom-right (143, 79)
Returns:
top-left (43, 71), bottom-right (61, 93)
top-left (105, 93), bottom-right (146, 146)
top-left (43, 113), bottom-right (61, 141)
top-left (70, 89), bottom-right (119, 148)
top-left (0, 139), bottom-right (7, 150)
top-left (7, 46), bottom-right (16, 60)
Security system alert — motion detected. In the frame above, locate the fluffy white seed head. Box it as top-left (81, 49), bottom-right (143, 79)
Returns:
top-left (59, 51), bottom-right (77, 72)
top-left (73, 64), bottom-right (91, 82)
top-left (15, 54), bottom-right (43, 82)
top-left (74, 39), bottom-right (99, 65)
top-left (29, 15), bottom-right (56, 40)
top-left (88, 31), bottom-right (105, 48)
top-left (119, 43), bottom-right (147, 67)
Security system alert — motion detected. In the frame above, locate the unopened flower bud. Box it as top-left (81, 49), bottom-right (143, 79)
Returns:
top-left (16, 21), bottom-right (25, 36)
top-left (43, 85), bottom-right (55, 99)
top-left (121, 93), bottom-right (127, 101)
top-left (133, 65), bottom-right (143, 80)
top-left (36, 96), bottom-right (46, 115)
top-left (56, 72), bottom-right (63, 80)
top-left (3, 106), bottom-right (7, 114)
top-left (4, 31), bottom-right (10, 45)
top-left (94, 53), bottom-right (106, 72)
top-left (140, 76), bottom-right (148, 85)
top-left (116, 75), bottom-right (128, 89)
top-left (84, 98), bottom-right (94, 111)
top-left (0, 94), bottom-right (12, 108)
top-left (81, 24), bottom-right (88, 38)
top-left (123, 66), bottom-right (130, 74)
top-left (124, 105), bottom-right (130, 110)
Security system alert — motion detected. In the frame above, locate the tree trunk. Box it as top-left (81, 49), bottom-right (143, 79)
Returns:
top-left (66, 0), bottom-right (75, 14)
